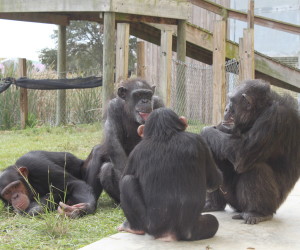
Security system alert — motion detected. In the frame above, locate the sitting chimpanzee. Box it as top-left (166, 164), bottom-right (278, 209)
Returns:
top-left (83, 78), bottom-right (164, 203)
top-left (0, 151), bottom-right (96, 218)
top-left (118, 108), bottom-right (223, 241)
top-left (201, 80), bottom-right (300, 224)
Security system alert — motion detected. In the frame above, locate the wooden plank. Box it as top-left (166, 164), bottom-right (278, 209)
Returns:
top-left (103, 12), bottom-right (116, 109)
top-left (238, 37), bottom-right (245, 81)
top-left (159, 29), bottom-right (172, 107)
top-left (189, 0), bottom-right (300, 35)
top-left (0, 13), bottom-right (69, 25)
top-left (247, 0), bottom-right (254, 29)
top-left (56, 25), bottom-right (67, 126)
top-left (137, 41), bottom-right (146, 78)
top-left (176, 20), bottom-right (187, 115)
top-left (18, 58), bottom-right (28, 129)
top-left (242, 28), bottom-right (255, 80)
top-left (0, 0), bottom-right (190, 20)
top-left (115, 13), bottom-right (177, 25)
top-left (212, 20), bottom-right (226, 124)
top-left (116, 23), bottom-right (130, 82)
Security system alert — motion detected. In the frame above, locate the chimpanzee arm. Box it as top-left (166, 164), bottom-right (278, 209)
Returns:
top-left (104, 100), bottom-right (128, 171)
top-left (233, 104), bottom-right (290, 173)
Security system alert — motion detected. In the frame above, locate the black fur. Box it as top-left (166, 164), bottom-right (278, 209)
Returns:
top-left (120, 108), bottom-right (222, 240)
top-left (201, 80), bottom-right (300, 224)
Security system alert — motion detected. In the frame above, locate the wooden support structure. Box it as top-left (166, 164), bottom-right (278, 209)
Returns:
top-left (56, 25), bottom-right (67, 126)
top-left (238, 37), bottom-right (245, 82)
top-left (212, 20), bottom-right (226, 124)
top-left (19, 58), bottom-right (28, 129)
top-left (103, 12), bottom-right (116, 109)
top-left (159, 29), bottom-right (172, 107)
top-left (116, 23), bottom-right (130, 82)
top-left (242, 28), bottom-right (255, 80)
top-left (137, 41), bottom-right (146, 78)
top-left (176, 20), bottom-right (187, 115)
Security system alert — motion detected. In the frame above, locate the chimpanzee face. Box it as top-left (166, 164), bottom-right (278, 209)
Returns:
top-left (0, 166), bottom-right (31, 212)
top-left (117, 81), bottom-right (155, 124)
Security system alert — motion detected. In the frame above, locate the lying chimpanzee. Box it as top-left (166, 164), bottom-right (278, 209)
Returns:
top-left (201, 80), bottom-right (300, 224)
top-left (118, 108), bottom-right (223, 241)
top-left (83, 78), bottom-right (164, 203)
top-left (0, 151), bottom-right (96, 218)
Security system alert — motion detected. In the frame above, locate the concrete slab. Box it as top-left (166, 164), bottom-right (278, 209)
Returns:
top-left (81, 181), bottom-right (300, 250)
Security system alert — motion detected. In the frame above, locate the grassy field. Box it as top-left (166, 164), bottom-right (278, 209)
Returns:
top-left (0, 124), bottom-right (125, 250)
top-left (0, 122), bottom-right (204, 249)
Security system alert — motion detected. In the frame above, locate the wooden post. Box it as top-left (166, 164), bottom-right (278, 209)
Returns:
top-left (116, 23), bottom-right (129, 83)
top-left (137, 41), bottom-right (146, 78)
top-left (212, 20), bottom-right (226, 125)
top-left (159, 29), bottom-right (172, 107)
top-left (247, 0), bottom-right (255, 29)
top-left (56, 25), bottom-right (67, 126)
top-left (19, 58), bottom-right (28, 129)
top-left (242, 28), bottom-right (255, 80)
top-left (176, 20), bottom-right (186, 115)
top-left (103, 12), bottom-right (116, 110)
top-left (238, 37), bottom-right (245, 81)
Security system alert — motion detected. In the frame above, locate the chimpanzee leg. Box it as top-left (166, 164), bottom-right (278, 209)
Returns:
top-left (233, 163), bottom-right (279, 224)
top-left (99, 162), bottom-right (121, 203)
top-left (119, 175), bottom-right (147, 232)
top-left (179, 214), bottom-right (219, 241)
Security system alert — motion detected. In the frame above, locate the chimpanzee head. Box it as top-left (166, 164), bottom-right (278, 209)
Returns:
top-left (0, 166), bottom-right (31, 212)
top-left (226, 80), bottom-right (272, 133)
top-left (117, 78), bottom-right (156, 124)
top-left (137, 108), bottom-right (187, 138)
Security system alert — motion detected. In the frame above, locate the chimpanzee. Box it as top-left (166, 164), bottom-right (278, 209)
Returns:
top-left (0, 151), bottom-right (96, 218)
top-left (201, 80), bottom-right (300, 224)
top-left (118, 108), bottom-right (223, 241)
top-left (83, 78), bottom-right (164, 203)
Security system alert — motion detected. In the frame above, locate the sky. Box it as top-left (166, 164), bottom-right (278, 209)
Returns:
top-left (0, 19), bottom-right (57, 61)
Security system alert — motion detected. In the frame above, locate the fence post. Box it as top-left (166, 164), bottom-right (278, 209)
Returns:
top-left (116, 23), bottom-right (129, 83)
top-left (137, 41), bottom-right (146, 78)
top-left (103, 12), bottom-right (116, 111)
top-left (176, 19), bottom-right (186, 115)
top-left (19, 58), bottom-right (28, 129)
top-left (212, 20), bottom-right (226, 125)
top-left (56, 25), bottom-right (67, 126)
top-left (159, 29), bottom-right (172, 107)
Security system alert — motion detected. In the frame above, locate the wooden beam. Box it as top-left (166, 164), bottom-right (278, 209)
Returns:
top-left (238, 37), bottom-right (245, 81)
top-left (116, 23), bottom-right (130, 82)
top-left (247, 0), bottom-right (254, 29)
top-left (19, 58), bottom-right (28, 129)
top-left (103, 12), bottom-right (116, 109)
top-left (0, 13), bottom-right (69, 25)
top-left (56, 25), bottom-right (67, 126)
top-left (189, 0), bottom-right (300, 35)
top-left (242, 28), bottom-right (255, 80)
top-left (116, 13), bottom-right (177, 25)
top-left (159, 29), bottom-right (172, 107)
top-left (212, 21), bottom-right (226, 124)
top-left (137, 41), bottom-right (146, 78)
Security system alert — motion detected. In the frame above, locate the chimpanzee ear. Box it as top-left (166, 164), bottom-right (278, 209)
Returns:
top-left (17, 167), bottom-right (29, 178)
top-left (242, 93), bottom-right (252, 110)
top-left (137, 125), bottom-right (145, 137)
top-left (151, 85), bottom-right (156, 93)
top-left (179, 116), bottom-right (188, 130)
top-left (117, 86), bottom-right (128, 100)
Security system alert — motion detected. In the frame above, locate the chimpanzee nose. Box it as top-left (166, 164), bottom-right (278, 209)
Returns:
top-left (12, 193), bottom-right (19, 200)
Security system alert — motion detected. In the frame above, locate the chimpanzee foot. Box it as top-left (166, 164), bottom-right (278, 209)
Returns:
top-left (232, 212), bottom-right (273, 224)
top-left (58, 202), bottom-right (88, 218)
top-left (117, 221), bottom-right (145, 235)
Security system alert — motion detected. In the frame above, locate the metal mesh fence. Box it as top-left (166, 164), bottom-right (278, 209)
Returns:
top-left (170, 58), bottom-right (240, 133)
top-left (0, 67), bottom-right (102, 130)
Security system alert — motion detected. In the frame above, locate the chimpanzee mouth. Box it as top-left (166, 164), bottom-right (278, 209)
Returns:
top-left (222, 117), bottom-right (234, 126)
top-left (138, 112), bottom-right (150, 121)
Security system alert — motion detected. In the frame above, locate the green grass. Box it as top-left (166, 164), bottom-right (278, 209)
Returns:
top-left (0, 124), bottom-right (125, 249)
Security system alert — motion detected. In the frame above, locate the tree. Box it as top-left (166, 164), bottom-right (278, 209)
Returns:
top-left (39, 21), bottom-right (137, 74)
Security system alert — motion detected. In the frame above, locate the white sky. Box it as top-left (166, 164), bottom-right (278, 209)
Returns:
top-left (0, 19), bottom-right (57, 61)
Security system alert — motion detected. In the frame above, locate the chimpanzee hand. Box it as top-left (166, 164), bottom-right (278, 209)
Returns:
top-left (57, 202), bottom-right (89, 218)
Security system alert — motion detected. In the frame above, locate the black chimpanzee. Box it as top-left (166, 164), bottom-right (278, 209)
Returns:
top-left (118, 108), bottom-right (223, 241)
top-left (83, 78), bottom-right (164, 203)
top-left (201, 80), bottom-right (300, 224)
top-left (0, 151), bottom-right (96, 218)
